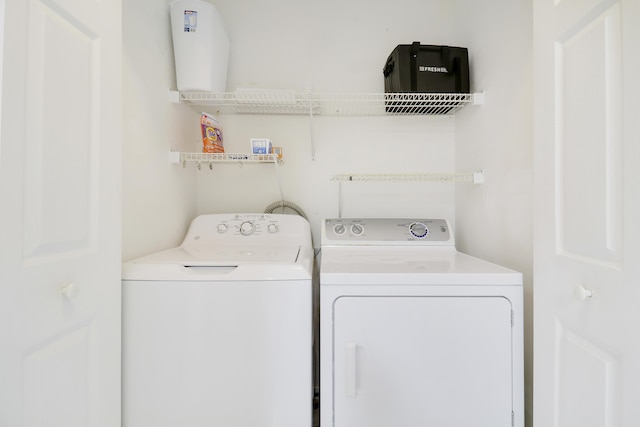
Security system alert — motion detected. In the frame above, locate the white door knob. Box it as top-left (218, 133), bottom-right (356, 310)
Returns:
top-left (574, 285), bottom-right (594, 300)
top-left (59, 283), bottom-right (79, 300)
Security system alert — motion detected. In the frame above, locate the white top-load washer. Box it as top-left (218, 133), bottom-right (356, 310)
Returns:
top-left (122, 213), bottom-right (313, 427)
top-left (320, 218), bottom-right (523, 427)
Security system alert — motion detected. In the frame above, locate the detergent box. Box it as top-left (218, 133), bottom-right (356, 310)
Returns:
top-left (200, 113), bottom-right (224, 153)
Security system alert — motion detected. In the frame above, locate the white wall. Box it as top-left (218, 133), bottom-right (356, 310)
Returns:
top-left (217, 0), bottom-right (458, 93)
top-left (196, 114), bottom-right (457, 244)
top-left (122, 0), bottom-right (200, 260)
top-left (453, 1), bottom-right (533, 425)
top-left (194, 0), bottom-right (460, 244)
top-left (122, 0), bottom-right (462, 255)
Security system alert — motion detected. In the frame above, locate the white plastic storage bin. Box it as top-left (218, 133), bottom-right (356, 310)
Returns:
top-left (170, 0), bottom-right (230, 92)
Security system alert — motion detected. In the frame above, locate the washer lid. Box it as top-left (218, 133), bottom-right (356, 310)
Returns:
top-left (136, 245), bottom-right (303, 264)
top-left (122, 245), bottom-right (312, 281)
top-left (320, 246), bottom-right (522, 285)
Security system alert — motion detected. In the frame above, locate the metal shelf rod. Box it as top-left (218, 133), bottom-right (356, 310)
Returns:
top-left (331, 171), bottom-right (485, 184)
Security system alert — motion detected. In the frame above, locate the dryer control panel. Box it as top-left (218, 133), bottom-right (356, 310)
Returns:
top-left (322, 218), bottom-right (453, 245)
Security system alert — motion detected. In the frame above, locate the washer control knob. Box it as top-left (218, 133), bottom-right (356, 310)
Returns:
top-left (217, 223), bottom-right (228, 233)
top-left (239, 221), bottom-right (255, 236)
top-left (267, 223), bottom-right (279, 233)
top-left (333, 224), bottom-right (346, 235)
top-left (410, 222), bottom-right (429, 238)
top-left (351, 224), bottom-right (364, 235)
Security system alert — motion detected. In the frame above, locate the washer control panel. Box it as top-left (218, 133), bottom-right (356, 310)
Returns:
top-left (182, 213), bottom-right (309, 246)
top-left (323, 218), bottom-right (453, 245)
top-left (209, 214), bottom-right (282, 237)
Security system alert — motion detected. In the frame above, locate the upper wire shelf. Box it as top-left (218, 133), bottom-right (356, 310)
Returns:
top-left (170, 90), bottom-right (482, 116)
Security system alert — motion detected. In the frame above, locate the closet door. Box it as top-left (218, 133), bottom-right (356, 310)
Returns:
top-left (534, 0), bottom-right (640, 425)
top-left (0, 0), bottom-right (122, 425)
top-left (332, 296), bottom-right (513, 427)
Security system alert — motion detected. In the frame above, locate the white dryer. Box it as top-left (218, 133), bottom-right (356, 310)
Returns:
top-left (320, 218), bottom-right (523, 427)
top-left (122, 213), bottom-right (313, 427)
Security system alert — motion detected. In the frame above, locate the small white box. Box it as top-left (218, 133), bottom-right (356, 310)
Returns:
top-left (250, 138), bottom-right (273, 154)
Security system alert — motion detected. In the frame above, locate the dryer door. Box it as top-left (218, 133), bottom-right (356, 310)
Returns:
top-left (333, 296), bottom-right (513, 427)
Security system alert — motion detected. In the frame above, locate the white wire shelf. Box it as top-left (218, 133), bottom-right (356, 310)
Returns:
top-left (331, 171), bottom-right (485, 184)
top-left (169, 151), bottom-right (282, 168)
top-left (170, 90), bottom-right (482, 116)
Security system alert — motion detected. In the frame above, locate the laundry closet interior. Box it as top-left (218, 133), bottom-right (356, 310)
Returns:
top-left (122, 0), bottom-right (533, 425)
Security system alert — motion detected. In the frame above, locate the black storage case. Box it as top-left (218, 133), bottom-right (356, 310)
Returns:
top-left (383, 42), bottom-right (469, 93)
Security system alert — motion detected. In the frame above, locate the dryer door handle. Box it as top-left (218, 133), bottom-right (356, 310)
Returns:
top-left (346, 342), bottom-right (358, 397)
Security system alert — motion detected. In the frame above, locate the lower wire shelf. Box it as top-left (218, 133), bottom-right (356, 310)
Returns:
top-left (169, 152), bottom-right (483, 184)
top-left (169, 151), bottom-right (282, 168)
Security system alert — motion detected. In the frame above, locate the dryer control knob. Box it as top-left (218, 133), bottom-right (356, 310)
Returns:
top-left (410, 222), bottom-right (428, 238)
top-left (240, 221), bottom-right (255, 236)
top-left (217, 223), bottom-right (228, 233)
top-left (267, 223), bottom-right (279, 233)
top-left (351, 224), bottom-right (364, 235)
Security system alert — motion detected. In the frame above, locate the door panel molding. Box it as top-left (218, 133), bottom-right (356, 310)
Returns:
top-left (23, 323), bottom-right (93, 427)
top-left (555, 321), bottom-right (619, 427)
top-left (554, 3), bottom-right (622, 268)
top-left (22, 0), bottom-right (101, 264)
